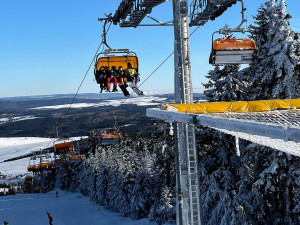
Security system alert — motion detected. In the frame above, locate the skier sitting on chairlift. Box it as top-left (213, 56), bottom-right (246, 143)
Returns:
top-left (96, 66), bottom-right (107, 93)
top-left (125, 62), bottom-right (139, 85)
top-left (106, 68), bottom-right (118, 92)
top-left (118, 66), bottom-right (128, 87)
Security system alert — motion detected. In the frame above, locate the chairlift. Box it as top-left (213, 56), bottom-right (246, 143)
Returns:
top-left (69, 154), bottom-right (83, 163)
top-left (209, 0), bottom-right (257, 65)
top-left (54, 155), bottom-right (65, 168)
top-left (209, 32), bottom-right (257, 65)
top-left (27, 158), bottom-right (40, 173)
top-left (101, 132), bottom-right (121, 145)
top-left (95, 16), bottom-right (139, 85)
top-left (39, 155), bottom-right (53, 170)
top-left (53, 140), bottom-right (74, 155)
top-left (95, 49), bottom-right (139, 72)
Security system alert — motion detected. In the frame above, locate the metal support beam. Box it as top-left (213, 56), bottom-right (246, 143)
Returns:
top-left (189, 0), bottom-right (238, 26)
top-left (173, 1), bottom-right (202, 224)
top-left (146, 108), bottom-right (300, 156)
top-left (112, 0), bottom-right (168, 27)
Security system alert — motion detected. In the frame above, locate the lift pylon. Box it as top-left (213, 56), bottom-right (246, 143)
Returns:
top-left (110, 0), bottom-right (251, 224)
top-left (172, 1), bottom-right (202, 224)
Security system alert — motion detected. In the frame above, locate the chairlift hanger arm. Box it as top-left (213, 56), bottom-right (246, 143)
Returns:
top-left (98, 14), bottom-right (113, 49)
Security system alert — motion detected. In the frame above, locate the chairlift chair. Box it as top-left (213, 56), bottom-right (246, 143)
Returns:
top-left (101, 132), bottom-right (121, 145)
top-left (39, 155), bottom-right (53, 170)
top-left (54, 155), bottom-right (65, 168)
top-left (94, 49), bottom-right (139, 83)
top-left (209, 33), bottom-right (257, 65)
top-left (27, 158), bottom-right (40, 173)
top-left (209, 0), bottom-right (257, 65)
top-left (53, 140), bottom-right (74, 155)
top-left (69, 154), bottom-right (83, 163)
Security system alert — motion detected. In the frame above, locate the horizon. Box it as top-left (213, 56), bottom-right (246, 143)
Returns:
top-left (0, 0), bottom-right (299, 98)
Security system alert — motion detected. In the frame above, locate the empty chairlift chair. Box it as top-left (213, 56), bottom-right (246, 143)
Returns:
top-left (27, 158), bottom-right (40, 173)
top-left (54, 156), bottom-right (65, 168)
top-left (209, 33), bottom-right (257, 65)
top-left (53, 141), bottom-right (74, 155)
top-left (101, 132), bottom-right (121, 145)
top-left (69, 154), bottom-right (83, 163)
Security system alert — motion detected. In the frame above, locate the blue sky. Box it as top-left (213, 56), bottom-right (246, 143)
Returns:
top-left (0, 0), bottom-right (299, 97)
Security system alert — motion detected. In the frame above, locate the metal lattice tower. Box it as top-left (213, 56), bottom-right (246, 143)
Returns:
top-left (110, 1), bottom-right (247, 224)
top-left (172, 1), bottom-right (201, 224)
top-left (189, 0), bottom-right (238, 26)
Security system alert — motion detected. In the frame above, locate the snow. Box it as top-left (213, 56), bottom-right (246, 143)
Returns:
top-left (0, 157), bottom-right (29, 179)
top-left (0, 137), bottom-right (53, 162)
top-left (32, 96), bottom-right (167, 110)
top-left (0, 137), bottom-right (86, 177)
top-left (0, 116), bottom-right (38, 124)
top-left (0, 190), bottom-right (162, 225)
top-left (0, 118), bottom-right (9, 123)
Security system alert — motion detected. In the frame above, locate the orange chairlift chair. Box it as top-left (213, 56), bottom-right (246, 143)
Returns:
top-left (27, 158), bottom-right (40, 173)
top-left (209, 30), bottom-right (257, 65)
top-left (101, 132), bottom-right (121, 145)
top-left (209, 0), bottom-right (257, 65)
top-left (95, 16), bottom-right (139, 84)
top-left (69, 154), bottom-right (83, 163)
top-left (53, 140), bottom-right (74, 155)
top-left (94, 49), bottom-right (139, 81)
top-left (39, 155), bottom-right (53, 170)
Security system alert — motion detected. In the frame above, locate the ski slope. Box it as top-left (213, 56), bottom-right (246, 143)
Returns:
top-left (0, 137), bottom-right (86, 178)
top-left (0, 190), bottom-right (163, 225)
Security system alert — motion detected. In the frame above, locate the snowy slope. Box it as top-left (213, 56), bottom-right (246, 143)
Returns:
top-left (0, 137), bottom-right (86, 177)
top-left (0, 190), bottom-right (164, 225)
top-left (0, 137), bottom-right (53, 162)
top-left (32, 96), bottom-right (167, 109)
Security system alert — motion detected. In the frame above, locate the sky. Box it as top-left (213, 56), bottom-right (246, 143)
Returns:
top-left (0, 0), bottom-right (299, 98)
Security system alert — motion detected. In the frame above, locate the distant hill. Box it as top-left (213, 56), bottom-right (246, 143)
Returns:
top-left (0, 92), bottom-right (206, 137)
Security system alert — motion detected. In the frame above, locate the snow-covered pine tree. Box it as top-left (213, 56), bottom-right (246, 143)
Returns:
top-left (203, 64), bottom-right (249, 102)
top-left (148, 186), bottom-right (175, 225)
top-left (249, 0), bottom-right (300, 100)
top-left (130, 169), bottom-right (153, 219)
top-left (197, 129), bottom-right (241, 224)
top-left (148, 132), bottom-right (176, 224)
top-left (95, 147), bottom-right (112, 206)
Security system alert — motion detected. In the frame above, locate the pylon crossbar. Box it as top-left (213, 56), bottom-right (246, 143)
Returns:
top-left (189, 0), bottom-right (239, 26)
top-left (112, 0), bottom-right (167, 27)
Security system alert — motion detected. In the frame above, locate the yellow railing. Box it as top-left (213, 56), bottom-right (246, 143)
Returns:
top-left (164, 99), bottom-right (300, 114)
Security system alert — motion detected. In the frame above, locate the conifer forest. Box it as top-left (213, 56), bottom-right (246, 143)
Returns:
top-left (51, 0), bottom-right (300, 224)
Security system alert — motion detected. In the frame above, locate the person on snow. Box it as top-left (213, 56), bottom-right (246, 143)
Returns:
top-left (106, 68), bottom-right (118, 92)
top-left (56, 190), bottom-right (58, 198)
top-left (125, 62), bottom-right (139, 85)
top-left (3, 221), bottom-right (9, 225)
top-left (47, 211), bottom-right (53, 225)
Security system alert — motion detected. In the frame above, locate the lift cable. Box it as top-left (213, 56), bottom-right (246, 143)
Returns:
top-left (44, 23), bottom-right (113, 149)
top-left (113, 25), bottom-right (201, 110)
top-left (46, 23), bottom-right (199, 149)
top-left (67, 22), bottom-right (112, 114)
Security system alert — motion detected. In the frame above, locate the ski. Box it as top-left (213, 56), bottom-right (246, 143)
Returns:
top-left (129, 84), bottom-right (144, 96)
